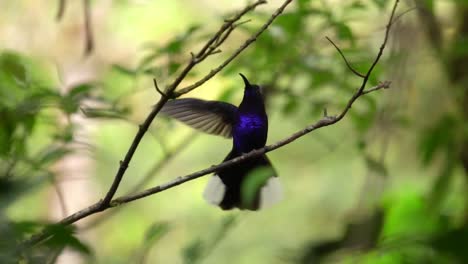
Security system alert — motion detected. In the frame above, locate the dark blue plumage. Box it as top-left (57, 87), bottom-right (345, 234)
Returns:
top-left (161, 74), bottom-right (282, 210)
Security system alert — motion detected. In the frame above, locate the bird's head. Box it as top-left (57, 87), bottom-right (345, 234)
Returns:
top-left (239, 73), bottom-right (263, 97)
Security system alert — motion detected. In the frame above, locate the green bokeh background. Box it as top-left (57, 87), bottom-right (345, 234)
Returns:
top-left (1, 0), bottom-right (468, 263)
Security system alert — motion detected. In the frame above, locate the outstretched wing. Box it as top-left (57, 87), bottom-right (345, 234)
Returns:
top-left (161, 98), bottom-right (238, 138)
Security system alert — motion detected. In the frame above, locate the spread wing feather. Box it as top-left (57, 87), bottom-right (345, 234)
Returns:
top-left (161, 98), bottom-right (238, 138)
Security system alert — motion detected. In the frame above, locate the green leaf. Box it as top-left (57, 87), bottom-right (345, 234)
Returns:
top-left (0, 52), bottom-right (28, 86)
top-left (165, 41), bottom-right (183, 54)
top-left (350, 1), bottom-right (366, 10)
top-left (69, 83), bottom-right (94, 99)
top-left (419, 115), bottom-right (457, 166)
top-left (428, 152), bottom-right (457, 210)
top-left (37, 146), bottom-right (70, 166)
top-left (241, 167), bottom-right (275, 208)
top-left (372, 0), bottom-right (387, 9)
top-left (11, 221), bottom-right (43, 237)
top-left (422, 0), bottom-right (434, 11)
top-left (297, 0), bottom-right (312, 9)
top-left (0, 177), bottom-right (40, 210)
top-left (209, 215), bottom-right (237, 245)
top-left (44, 224), bottom-right (92, 255)
top-left (138, 53), bottom-right (161, 72)
top-left (80, 106), bottom-right (129, 119)
top-left (382, 190), bottom-right (441, 238)
top-left (334, 22), bottom-right (354, 44)
top-left (0, 122), bottom-right (11, 155)
top-left (275, 12), bottom-right (303, 38)
top-left (432, 225), bottom-right (468, 263)
top-left (22, 114), bottom-right (36, 135)
top-left (52, 123), bottom-right (74, 143)
top-left (357, 139), bottom-right (367, 151)
top-left (112, 64), bottom-right (138, 76)
top-left (182, 238), bottom-right (204, 264)
top-left (144, 222), bottom-right (170, 245)
top-left (0, 52), bottom-right (30, 107)
top-left (365, 155), bottom-right (388, 177)
top-left (59, 83), bottom-right (96, 115)
top-left (168, 61), bottom-right (181, 75)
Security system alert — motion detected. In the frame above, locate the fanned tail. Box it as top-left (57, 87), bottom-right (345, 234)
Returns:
top-left (203, 150), bottom-right (283, 210)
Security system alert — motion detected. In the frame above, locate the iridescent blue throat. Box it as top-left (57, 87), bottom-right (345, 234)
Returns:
top-left (232, 88), bottom-right (268, 154)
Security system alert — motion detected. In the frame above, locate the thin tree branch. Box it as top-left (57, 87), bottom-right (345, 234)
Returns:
top-left (196, 0), bottom-right (266, 62)
top-left (391, 7), bottom-right (417, 26)
top-left (174, 0), bottom-right (295, 96)
top-left (55, 0), bottom-right (92, 55)
top-left (56, 0), bottom-right (66, 21)
top-left (326, 36), bottom-right (366, 78)
top-left (51, 177), bottom-right (68, 218)
top-left (336, 0), bottom-right (399, 121)
top-left (83, 0), bottom-right (93, 56)
top-left (361, 81), bottom-right (391, 95)
top-left (46, 246), bottom-right (65, 264)
top-left (21, 0), bottom-right (399, 249)
top-left (153, 78), bottom-right (168, 98)
top-left (215, 19), bottom-right (251, 48)
top-left (414, 0), bottom-right (442, 52)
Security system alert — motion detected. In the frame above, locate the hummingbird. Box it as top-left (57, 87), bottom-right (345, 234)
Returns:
top-left (161, 74), bottom-right (282, 210)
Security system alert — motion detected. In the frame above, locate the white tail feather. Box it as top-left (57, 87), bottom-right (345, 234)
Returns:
top-left (203, 175), bottom-right (226, 205)
top-left (259, 177), bottom-right (283, 209)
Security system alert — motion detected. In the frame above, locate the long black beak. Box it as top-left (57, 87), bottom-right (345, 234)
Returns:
top-left (239, 73), bottom-right (250, 87)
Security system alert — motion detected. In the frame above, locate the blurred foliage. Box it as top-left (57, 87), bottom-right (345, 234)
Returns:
top-left (0, 48), bottom-right (129, 261)
top-left (1, 0), bottom-right (468, 263)
top-left (182, 216), bottom-right (236, 264)
top-left (0, 50), bottom-right (95, 261)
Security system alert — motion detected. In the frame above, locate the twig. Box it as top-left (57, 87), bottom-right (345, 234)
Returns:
top-left (153, 78), bottom-right (168, 98)
top-left (51, 177), bottom-right (68, 218)
top-left (56, 0), bottom-right (66, 21)
top-left (21, 0), bottom-right (399, 249)
top-left (326, 36), bottom-right (366, 78)
top-left (391, 7), bottom-right (417, 26)
top-left (215, 19), bottom-right (251, 48)
top-left (174, 0), bottom-right (295, 96)
top-left (83, 0), bottom-right (93, 56)
top-left (335, 0), bottom-right (399, 121)
top-left (54, 0), bottom-right (93, 55)
top-left (414, 0), bottom-right (442, 52)
top-left (361, 81), bottom-right (391, 95)
top-left (46, 246), bottom-right (65, 264)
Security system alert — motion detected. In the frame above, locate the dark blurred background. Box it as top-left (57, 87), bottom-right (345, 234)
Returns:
top-left (1, 0), bottom-right (467, 263)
